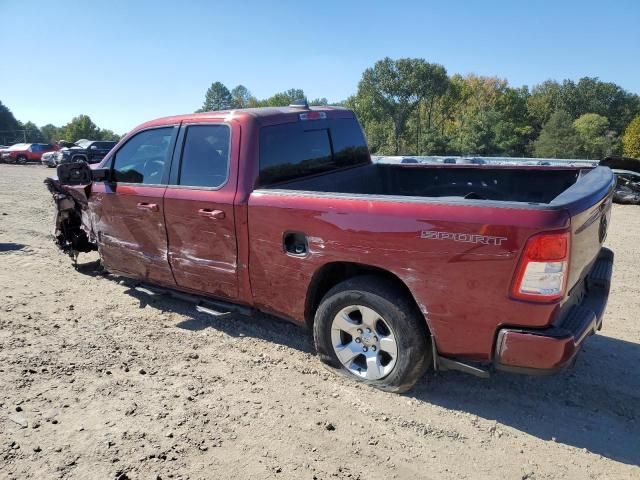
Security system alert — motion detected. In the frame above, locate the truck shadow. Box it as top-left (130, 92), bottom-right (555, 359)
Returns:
top-left (121, 284), bottom-right (314, 355)
top-left (0, 242), bottom-right (26, 252)
top-left (100, 272), bottom-right (639, 466)
top-left (411, 334), bottom-right (640, 466)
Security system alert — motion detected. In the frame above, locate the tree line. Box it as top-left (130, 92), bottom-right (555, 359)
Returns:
top-left (196, 83), bottom-right (329, 112)
top-left (3, 56), bottom-right (640, 159)
top-left (198, 58), bottom-right (640, 159)
top-left (0, 102), bottom-right (120, 145)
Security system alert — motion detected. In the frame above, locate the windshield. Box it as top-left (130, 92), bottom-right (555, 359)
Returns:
top-left (74, 139), bottom-right (92, 148)
top-left (8, 143), bottom-right (27, 151)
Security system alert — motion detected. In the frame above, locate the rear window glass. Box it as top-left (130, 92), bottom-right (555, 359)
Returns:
top-left (259, 117), bottom-right (368, 186)
top-left (178, 124), bottom-right (230, 188)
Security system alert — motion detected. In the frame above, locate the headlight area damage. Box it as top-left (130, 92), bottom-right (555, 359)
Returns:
top-left (44, 175), bottom-right (97, 265)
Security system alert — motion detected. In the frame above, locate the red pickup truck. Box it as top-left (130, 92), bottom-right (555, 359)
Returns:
top-left (46, 104), bottom-right (615, 392)
top-left (1, 143), bottom-right (58, 164)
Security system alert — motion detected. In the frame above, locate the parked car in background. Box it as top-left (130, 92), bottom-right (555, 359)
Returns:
top-left (1, 143), bottom-right (58, 164)
top-left (55, 139), bottom-right (117, 165)
top-left (601, 156), bottom-right (640, 205)
top-left (41, 151), bottom-right (58, 168)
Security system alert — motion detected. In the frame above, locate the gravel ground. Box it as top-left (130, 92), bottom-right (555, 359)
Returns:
top-left (0, 164), bottom-right (638, 480)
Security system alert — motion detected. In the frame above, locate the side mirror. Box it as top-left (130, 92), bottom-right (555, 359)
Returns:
top-left (90, 145), bottom-right (98, 150)
top-left (56, 162), bottom-right (113, 184)
top-left (57, 161), bottom-right (92, 185)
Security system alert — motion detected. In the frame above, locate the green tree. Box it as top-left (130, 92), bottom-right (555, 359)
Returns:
top-left (526, 77), bottom-right (640, 136)
top-left (0, 100), bottom-right (20, 132)
top-left (622, 116), bottom-right (640, 158)
top-left (62, 115), bottom-right (101, 142)
top-left (258, 88), bottom-right (306, 107)
top-left (230, 85), bottom-right (255, 109)
top-left (310, 97), bottom-right (329, 106)
top-left (40, 124), bottom-right (64, 144)
top-left (99, 129), bottom-right (121, 141)
top-left (573, 113), bottom-right (617, 159)
top-left (492, 86), bottom-right (534, 156)
top-left (562, 78), bottom-right (640, 133)
top-left (357, 57), bottom-right (448, 154)
top-left (21, 121), bottom-right (45, 143)
top-left (198, 82), bottom-right (233, 112)
top-left (527, 80), bottom-right (563, 131)
top-left (533, 110), bottom-right (582, 158)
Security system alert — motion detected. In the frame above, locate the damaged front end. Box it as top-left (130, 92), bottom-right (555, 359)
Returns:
top-left (44, 163), bottom-right (98, 264)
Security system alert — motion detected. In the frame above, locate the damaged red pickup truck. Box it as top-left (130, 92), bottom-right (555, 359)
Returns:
top-left (46, 104), bottom-right (615, 392)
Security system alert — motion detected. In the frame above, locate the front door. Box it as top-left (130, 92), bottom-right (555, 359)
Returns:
top-left (163, 121), bottom-right (238, 299)
top-left (92, 126), bottom-right (178, 286)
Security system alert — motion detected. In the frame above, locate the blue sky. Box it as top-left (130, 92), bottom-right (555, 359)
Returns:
top-left (1, 0), bottom-right (639, 134)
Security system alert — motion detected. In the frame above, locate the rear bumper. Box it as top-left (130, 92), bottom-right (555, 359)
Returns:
top-left (494, 247), bottom-right (613, 375)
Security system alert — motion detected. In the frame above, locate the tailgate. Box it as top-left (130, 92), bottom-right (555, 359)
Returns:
top-left (550, 166), bottom-right (615, 293)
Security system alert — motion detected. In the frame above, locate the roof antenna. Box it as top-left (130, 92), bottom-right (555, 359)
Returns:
top-left (289, 98), bottom-right (310, 109)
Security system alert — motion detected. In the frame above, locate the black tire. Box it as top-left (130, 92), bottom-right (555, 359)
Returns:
top-left (16, 155), bottom-right (27, 164)
top-left (313, 275), bottom-right (431, 393)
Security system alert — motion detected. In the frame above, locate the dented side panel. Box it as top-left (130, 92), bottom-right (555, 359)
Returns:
top-left (91, 182), bottom-right (176, 286)
top-left (247, 191), bottom-right (570, 360)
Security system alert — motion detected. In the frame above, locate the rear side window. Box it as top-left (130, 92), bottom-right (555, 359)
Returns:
top-left (259, 117), bottom-right (368, 186)
top-left (112, 127), bottom-right (173, 184)
top-left (178, 124), bottom-right (230, 188)
top-left (94, 142), bottom-right (116, 150)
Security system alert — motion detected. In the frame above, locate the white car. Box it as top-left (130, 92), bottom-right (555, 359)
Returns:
top-left (41, 151), bottom-right (58, 168)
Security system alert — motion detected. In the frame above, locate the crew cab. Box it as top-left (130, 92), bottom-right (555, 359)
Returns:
top-left (46, 104), bottom-right (615, 392)
top-left (2, 143), bottom-right (58, 164)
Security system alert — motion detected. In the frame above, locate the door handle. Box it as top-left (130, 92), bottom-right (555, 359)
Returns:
top-left (137, 202), bottom-right (159, 212)
top-left (198, 208), bottom-right (225, 219)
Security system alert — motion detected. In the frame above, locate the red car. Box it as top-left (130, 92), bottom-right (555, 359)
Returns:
top-left (2, 143), bottom-right (58, 164)
top-left (46, 103), bottom-right (614, 392)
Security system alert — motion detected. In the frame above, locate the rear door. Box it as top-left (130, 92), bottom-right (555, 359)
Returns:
top-left (91, 126), bottom-right (178, 286)
top-left (163, 121), bottom-right (239, 299)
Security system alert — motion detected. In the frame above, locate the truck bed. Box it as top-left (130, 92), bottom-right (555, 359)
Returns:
top-left (272, 162), bottom-right (597, 205)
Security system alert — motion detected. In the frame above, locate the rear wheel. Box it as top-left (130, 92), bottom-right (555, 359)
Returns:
top-left (16, 155), bottom-right (27, 164)
top-left (313, 275), bottom-right (431, 393)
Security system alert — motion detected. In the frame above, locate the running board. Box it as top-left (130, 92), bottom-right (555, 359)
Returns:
top-left (436, 356), bottom-right (491, 378)
top-left (133, 283), bottom-right (253, 318)
top-left (195, 302), bottom-right (233, 318)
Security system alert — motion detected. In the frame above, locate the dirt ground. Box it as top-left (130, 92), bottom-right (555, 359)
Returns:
top-left (0, 164), bottom-right (638, 480)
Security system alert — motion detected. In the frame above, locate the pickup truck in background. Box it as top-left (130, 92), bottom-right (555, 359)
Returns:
top-left (46, 103), bottom-right (615, 392)
top-left (55, 139), bottom-right (117, 165)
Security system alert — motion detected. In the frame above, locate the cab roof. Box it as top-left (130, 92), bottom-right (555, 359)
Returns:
top-left (134, 106), bottom-right (352, 131)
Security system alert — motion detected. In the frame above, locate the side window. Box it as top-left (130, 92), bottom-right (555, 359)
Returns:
top-left (178, 124), bottom-right (230, 188)
top-left (259, 123), bottom-right (332, 185)
top-left (112, 127), bottom-right (173, 184)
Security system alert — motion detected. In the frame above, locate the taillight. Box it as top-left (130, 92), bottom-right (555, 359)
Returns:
top-left (511, 231), bottom-right (570, 302)
top-left (299, 111), bottom-right (326, 121)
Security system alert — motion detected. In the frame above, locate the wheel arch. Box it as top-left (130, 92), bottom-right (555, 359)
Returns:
top-left (304, 261), bottom-right (431, 335)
